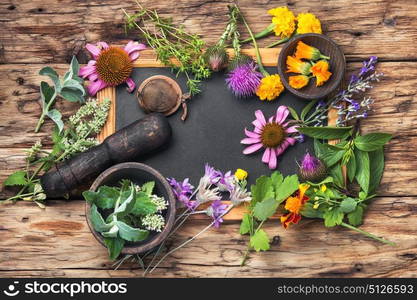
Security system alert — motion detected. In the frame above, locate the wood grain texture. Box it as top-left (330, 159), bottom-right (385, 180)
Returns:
top-left (0, 198), bottom-right (415, 278)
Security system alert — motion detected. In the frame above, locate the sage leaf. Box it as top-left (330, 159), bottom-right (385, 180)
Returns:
top-left (323, 208), bottom-right (344, 227)
top-left (114, 185), bottom-right (136, 217)
top-left (39, 67), bottom-right (61, 92)
top-left (250, 229), bottom-right (270, 252)
top-left (116, 221), bottom-right (149, 242)
top-left (89, 204), bottom-right (113, 233)
top-left (4, 171), bottom-right (28, 186)
top-left (239, 213), bottom-right (252, 235)
top-left (300, 99), bottom-right (318, 121)
top-left (104, 237), bottom-right (125, 261)
top-left (287, 106), bottom-right (300, 121)
top-left (340, 197), bottom-right (357, 213)
top-left (46, 109), bottom-right (64, 133)
top-left (368, 147), bottom-right (385, 194)
top-left (102, 224), bottom-right (119, 238)
top-left (347, 205), bottom-right (364, 226)
top-left (253, 197), bottom-right (278, 221)
top-left (60, 87), bottom-right (85, 103)
top-left (40, 81), bottom-right (55, 105)
top-left (355, 149), bottom-right (370, 195)
top-left (354, 133), bottom-right (392, 152)
top-left (297, 126), bottom-right (353, 140)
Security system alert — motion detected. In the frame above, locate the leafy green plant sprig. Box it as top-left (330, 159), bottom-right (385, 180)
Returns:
top-left (83, 180), bottom-right (167, 260)
top-left (239, 171), bottom-right (299, 265)
top-left (36, 56), bottom-right (86, 133)
top-left (3, 98), bottom-right (111, 206)
top-left (123, 2), bottom-right (210, 95)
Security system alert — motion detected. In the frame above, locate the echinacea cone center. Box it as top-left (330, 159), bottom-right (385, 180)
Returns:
top-left (261, 123), bottom-right (285, 148)
top-left (96, 47), bottom-right (133, 85)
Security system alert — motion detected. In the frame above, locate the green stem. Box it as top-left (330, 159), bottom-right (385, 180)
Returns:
top-left (2, 192), bottom-right (34, 202)
top-left (240, 23), bottom-right (275, 44)
top-left (266, 37), bottom-right (291, 48)
top-left (340, 222), bottom-right (396, 246)
top-left (240, 245), bottom-right (251, 266)
top-left (35, 92), bottom-right (57, 133)
top-left (240, 9), bottom-right (269, 76)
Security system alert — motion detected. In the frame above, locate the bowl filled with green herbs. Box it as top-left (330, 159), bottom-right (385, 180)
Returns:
top-left (83, 162), bottom-right (176, 261)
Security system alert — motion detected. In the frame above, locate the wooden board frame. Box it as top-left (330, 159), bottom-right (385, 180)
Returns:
top-left (96, 48), bottom-right (338, 220)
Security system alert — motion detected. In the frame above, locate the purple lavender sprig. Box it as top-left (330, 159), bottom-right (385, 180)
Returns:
top-left (303, 56), bottom-right (383, 127)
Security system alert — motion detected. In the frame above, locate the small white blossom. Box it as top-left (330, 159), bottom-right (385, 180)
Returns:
top-left (150, 195), bottom-right (168, 212)
top-left (142, 214), bottom-right (165, 232)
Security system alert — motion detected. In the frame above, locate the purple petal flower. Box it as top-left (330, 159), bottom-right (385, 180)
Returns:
top-left (202, 164), bottom-right (222, 185)
top-left (226, 61), bottom-right (262, 97)
top-left (167, 177), bottom-right (196, 210)
top-left (206, 200), bottom-right (228, 228)
top-left (217, 171), bottom-right (235, 192)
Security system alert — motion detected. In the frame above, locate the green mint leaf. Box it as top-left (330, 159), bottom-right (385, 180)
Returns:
top-left (339, 197), bottom-right (357, 213)
top-left (354, 133), bottom-right (392, 152)
top-left (104, 237), bottom-right (125, 261)
top-left (301, 202), bottom-right (324, 218)
top-left (84, 186), bottom-right (120, 209)
top-left (314, 139), bottom-right (327, 158)
top-left (239, 213), bottom-right (252, 235)
top-left (355, 149), bottom-right (370, 195)
top-left (368, 147), bottom-right (384, 194)
top-left (329, 164), bottom-right (344, 188)
top-left (297, 126), bottom-right (352, 140)
top-left (287, 106), bottom-right (300, 121)
top-left (323, 207), bottom-right (344, 227)
top-left (46, 109), bottom-right (64, 133)
top-left (275, 174), bottom-right (299, 203)
top-left (116, 221), bottom-right (149, 242)
top-left (82, 190), bottom-right (98, 205)
top-left (300, 99), bottom-right (318, 121)
top-left (89, 204), bottom-right (113, 233)
top-left (347, 205), bottom-right (364, 226)
top-left (250, 176), bottom-right (273, 205)
top-left (39, 66), bottom-right (61, 92)
top-left (130, 192), bottom-right (157, 215)
top-left (4, 171), bottom-right (28, 186)
top-left (141, 181), bottom-right (155, 196)
top-left (347, 151), bottom-right (357, 183)
top-left (250, 229), bottom-right (270, 252)
top-left (253, 197), bottom-right (278, 221)
top-left (319, 144), bottom-right (346, 167)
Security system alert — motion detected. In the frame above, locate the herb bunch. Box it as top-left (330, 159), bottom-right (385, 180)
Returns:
top-left (3, 98), bottom-right (111, 206)
top-left (123, 2), bottom-right (210, 95)
top-left (36, 56), bottom-right (86, 133)
top-left (83, 180), bottom-right (167, 260)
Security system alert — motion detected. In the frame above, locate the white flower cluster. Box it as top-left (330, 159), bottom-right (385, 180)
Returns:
top-left (142, 214), bottom-right (165, 232)
top-left (150, 195), bottom-right (168, 212)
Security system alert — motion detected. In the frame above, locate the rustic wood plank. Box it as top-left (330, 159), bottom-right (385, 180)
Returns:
top-left (0, 198), bottom-right (415, 277)
top-left (1, 0), bottom-right (417, 64)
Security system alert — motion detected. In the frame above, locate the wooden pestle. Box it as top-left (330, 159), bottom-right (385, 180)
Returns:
top-left (40, 113), bottom-right (172, 198)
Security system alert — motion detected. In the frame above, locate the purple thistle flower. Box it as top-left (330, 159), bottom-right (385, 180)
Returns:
top-left (226, 61), bottom-right (262, 97)
top-left (206, 200), bottom-right (228, 228)
top-left (299, 152), bottom-right (327, 183)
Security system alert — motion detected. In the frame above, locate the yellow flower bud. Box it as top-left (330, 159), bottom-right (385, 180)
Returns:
top-left (235, 168), bottom-right (248, 181)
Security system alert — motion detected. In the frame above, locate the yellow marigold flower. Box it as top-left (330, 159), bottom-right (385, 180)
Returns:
top-left (289, 75), bottom-right (309, 89)
top-left (296, 13), bottom-right (322, 34)
top-left (295, 41), bottom-right (330, 61)
top-left (311, 60), bottom-right (332, 86)
top-left (234, 168), bottom-right (248, 181)
top-left (256, 74), bottom-right (284, 101)
top-left (268, 6), bottom-right (296, 38)
top-left (286, 56), bottom-right (311, 75)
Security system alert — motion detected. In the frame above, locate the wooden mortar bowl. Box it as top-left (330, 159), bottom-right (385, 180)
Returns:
top-left (85, 162), bottom-right (176, 255)
top-left (277, 33), bottom-right (346, 100)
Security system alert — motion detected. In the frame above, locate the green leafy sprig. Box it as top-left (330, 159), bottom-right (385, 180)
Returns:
top-left (36, 56), bottom-right (86, 133)
top-left (239, 171), bottom-right (299, 265)
top-left (83, 180), bottom-right (166, 260)
top-left (123, 2), bottom-right (210, 95)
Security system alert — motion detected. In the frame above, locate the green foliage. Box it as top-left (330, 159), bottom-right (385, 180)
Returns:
top-left (84, 180), bottom-right (166, 260)
top-left (297, 126), bottom-right (353, 140)
top-left (239, 213), bottom-right (252, 235)
top-left (4, 171), bottom-right (28, 186)
top-left (368, 148), bottom-right (385, 194)
top-left (323, 208), bottom-right (344, 227)
top-left (249, 229), bottom-right (270, 252)
top-left (354, 133), bottom-right (392, 152)
top-left (36, 56), bottom-right (86, 133)
top-left (355, 149), bottom-right (370, 195)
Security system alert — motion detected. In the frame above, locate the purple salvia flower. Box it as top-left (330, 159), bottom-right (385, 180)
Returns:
top-left (206, 200), bottom-right (228, 228)
top-left (217, 171), bottom-right (235, 192)
top-left (167, 177), bottom-right (196, 210)
top-left (226, 61), bottom-right (262, 97)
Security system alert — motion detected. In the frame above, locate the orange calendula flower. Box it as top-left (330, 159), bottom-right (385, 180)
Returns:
top-left (311, 60), bottom-right (332, 86)
top-left (280, 184), bottom-right (310, 229)
top-left (289, 75), bottom-right (309, 89)
top-left (256, 74), bottom-right (284, 101)
top-left (296, 13), bottom-right (322, 34)
top-left (286, 56), bottom-right (311, 75)
top-left (268, 6), bottom-right (296, 38)
top-left (295, 41), bottom-right (330, 61)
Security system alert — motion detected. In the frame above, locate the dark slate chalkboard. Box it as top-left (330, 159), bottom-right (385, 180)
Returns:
top-left (116, 67), bottom-right (313, 186)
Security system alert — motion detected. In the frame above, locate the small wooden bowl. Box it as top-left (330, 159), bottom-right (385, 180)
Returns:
top-left (85, 162), bottom-right (176, 255)
top-left (277, 33), bottom-right (346, 100)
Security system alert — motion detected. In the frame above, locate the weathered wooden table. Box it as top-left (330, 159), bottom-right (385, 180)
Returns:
top-left (0, 0), bottom-right (416, 278)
